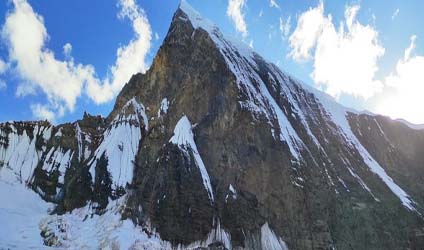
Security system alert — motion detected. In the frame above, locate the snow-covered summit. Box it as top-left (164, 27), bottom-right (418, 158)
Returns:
top-left (178, 0), bottom-right (216, 32)
top-left (178, 0), bottom-right (257, 64)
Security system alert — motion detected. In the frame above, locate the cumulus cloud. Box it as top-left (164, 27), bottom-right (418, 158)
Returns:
top-left (269, 0), bottom-right (279, 9)
top-left (288, 1), bottom-right (328, 61)
top-left (227, 0), bottom-right (248, 38)
top-left (1, 0), bottom-right (152, 121)
top-left (1, 0), bottom-right (96, 114)
top-left (289, 2), bottom-right (385, 99)
top-left (86, 0), bottom-right (152, 104)
top-left (375, 35), bottom-right (424, 124)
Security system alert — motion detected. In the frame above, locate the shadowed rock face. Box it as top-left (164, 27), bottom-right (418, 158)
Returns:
top-left (1, 2), bottom-right (424, 250)
top-left (348, 114), bottom-right (424, 206)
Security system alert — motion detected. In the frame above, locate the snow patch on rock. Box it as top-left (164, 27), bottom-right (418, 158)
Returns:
top-left (158, 97), bottom-right (170, 117)
top-left (225, 184), bottom-right (237, 203)
top-left (178, 219), bottom-right (232, 250)
top-left (261, 223), bottom-right (289, 250)
top-left (41, 147), bottom-right (73, 184)
top-left (170, 115), bottom-right (215, 202)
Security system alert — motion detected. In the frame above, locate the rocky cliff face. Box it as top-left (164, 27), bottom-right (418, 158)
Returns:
top-left (1, 1), bottom-right (424, 249)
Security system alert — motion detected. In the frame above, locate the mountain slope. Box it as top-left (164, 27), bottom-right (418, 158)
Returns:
top-left (1, 1), bottom-right (424, 249)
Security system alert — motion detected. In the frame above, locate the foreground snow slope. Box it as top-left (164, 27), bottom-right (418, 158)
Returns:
top-left (0, 178), bottom-right (50, 249)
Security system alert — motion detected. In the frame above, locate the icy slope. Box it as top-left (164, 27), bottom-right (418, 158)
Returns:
top-left (90, 98), bottom-right (148, 188)
top-left (0, 123), bottom-right (51, 184)
top-left (0, 178), bottom-right (51, 249)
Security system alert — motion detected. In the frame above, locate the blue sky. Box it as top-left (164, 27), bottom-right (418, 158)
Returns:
top-left (0, 0), bottom-right (423, 124)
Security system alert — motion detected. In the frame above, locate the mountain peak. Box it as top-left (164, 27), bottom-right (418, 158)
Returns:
top-left (175, 0), bottom-right (254, 59)
top-left (177, 0), bottom-right (215, 31)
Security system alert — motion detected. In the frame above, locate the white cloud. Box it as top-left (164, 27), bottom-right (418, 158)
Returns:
top-left (269, 0), bottom-right (280, 9)
top-left (154, 32), bottom-right (159, 40)
top-left (16, 82), bottom-right (36, 96)
top-left (288, 1), bottom-right (328, 61)
top-left (375, 35), bottom-right (424, 124)
top-left (289, 2), bottom-right (385, 99)
top-left (279, 16), bottom-right (291, 39)
top-left (31, 103), bottom-right (56, 122)
top-left (227, 0), bottom-right (248, 38)
top-left (63, 43), bottom-right (72, 58)
top-left (391, 8), bottom-right (400, 20)
top-left (345, 5), bottom-right (360, 28)
top-left (86, 0), bottom-right (152, 104)
top-left (249, 39), bottom-right (253, 48)
top-left (1, 0), bottom-right (152, 121)
top-left (259, 9), bottom-right (263, 18)
top-left (1, 0), bottom-right (96, 115)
